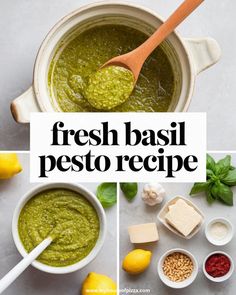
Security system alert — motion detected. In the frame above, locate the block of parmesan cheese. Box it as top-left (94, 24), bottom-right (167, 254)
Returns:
top-left (165, 199), bottom-right (202, 237)
top-left (128, 223), bottom-right (159, 243)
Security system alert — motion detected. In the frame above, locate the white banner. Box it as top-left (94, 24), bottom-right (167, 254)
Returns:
top-left (30, 113), bottom-right (206, 183)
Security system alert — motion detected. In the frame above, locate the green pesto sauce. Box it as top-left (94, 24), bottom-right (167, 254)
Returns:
top-left (18, 189), bottom-right (100, 267)
top-left (49, 25), bottom-right (175, 112)
top-left (84, 66), bottom-right (134, 110)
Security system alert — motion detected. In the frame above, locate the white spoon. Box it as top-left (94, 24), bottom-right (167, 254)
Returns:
top-left (0, 237), bottom-right (52, 294)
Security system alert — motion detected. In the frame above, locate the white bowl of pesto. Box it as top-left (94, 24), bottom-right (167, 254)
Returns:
top-left (10, 1), bottom-right (221, 122)
top-left (12, 183), bottom-right (107, 274)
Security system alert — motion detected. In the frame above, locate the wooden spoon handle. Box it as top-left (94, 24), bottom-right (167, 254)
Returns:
top-left (133, 0), bottom-right (204, 63)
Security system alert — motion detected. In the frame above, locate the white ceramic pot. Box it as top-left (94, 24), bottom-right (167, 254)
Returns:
top-left (12, 183), bottom-right (107, 274)
top-left (11, 1), bottom-right (221, 123)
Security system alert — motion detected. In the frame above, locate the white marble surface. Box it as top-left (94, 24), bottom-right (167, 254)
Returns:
top-left (120, 153), bottom-right (236, 295)
top-left (0, 154), bottom-right (117, 295)
top-left (0, 0), bottom-right (235, 150)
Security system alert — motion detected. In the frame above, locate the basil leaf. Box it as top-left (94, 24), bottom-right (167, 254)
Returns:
top-left (207, 169), bottom-right (215, 179)
top-left (211, 182), bottom-right (220, 199)
top-left (211, 181), bottom-right (233, 206)
top-left (222, 169), bottom-right (236, 186)
top-left (190, 182), bottom-right (209, 195)
top-left (120, 183), bottom-right (138, 201)
top-left (206, 154), bottom-right (216, 172)
top-left (206, 184), bottom-right (215, 204)
top-left (215, 155), bottom-right (231, 179)
top-left (96, 183), bottom-right (117, 208)
top-left (217, 155), bottom-right (231, 168)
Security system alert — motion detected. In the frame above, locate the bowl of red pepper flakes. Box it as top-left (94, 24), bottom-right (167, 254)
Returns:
top-left (203, 251), bottom-right (234, 282)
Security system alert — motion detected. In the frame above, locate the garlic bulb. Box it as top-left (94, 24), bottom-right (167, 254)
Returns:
top-left (142, 183), bottom-right (166, 206)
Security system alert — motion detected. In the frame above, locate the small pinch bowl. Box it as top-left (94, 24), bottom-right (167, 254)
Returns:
top-left (157, 248), bottom-right (198, 289)
top-left (203, 251), bottom-right (234, 283)
top-left (12, 183), bottom-right (107, 274)
top-left (205, 217), bottom-right (234, 246)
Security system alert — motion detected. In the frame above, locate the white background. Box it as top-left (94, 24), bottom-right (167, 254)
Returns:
top-left (0, 0), bottom-right (235, 150)
top-left (30, 113), bottom-right (206, 183)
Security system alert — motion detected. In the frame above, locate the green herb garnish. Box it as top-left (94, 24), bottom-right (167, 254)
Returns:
top-left (96, 183), bottom-right (117, 208)
top-left (120, 183), bottom-right (138, 201)
top-left (190, 154), bottom-right (236, 206)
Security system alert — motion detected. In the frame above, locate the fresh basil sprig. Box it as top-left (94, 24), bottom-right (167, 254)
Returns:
top-left (190, 154), bottom-right (236, 206)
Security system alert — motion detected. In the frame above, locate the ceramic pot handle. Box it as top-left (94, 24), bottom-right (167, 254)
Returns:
top-left (10, 86), bottom-right (41, 123)
top-left (185, 37), bottom-right (221, 75)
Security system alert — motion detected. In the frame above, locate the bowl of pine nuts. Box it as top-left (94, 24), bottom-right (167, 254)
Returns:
top-left (157, 248), bottom-right (198, 288)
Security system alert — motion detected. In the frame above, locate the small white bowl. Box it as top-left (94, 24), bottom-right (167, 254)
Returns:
top-left (157, 248), bottom-right (198, 288)
top-left (205, 217), bottom-right (234, 246)
top-left (12, 183), bottom-right (107, 274)
top-left (203, 251), bottom-right (234, 282)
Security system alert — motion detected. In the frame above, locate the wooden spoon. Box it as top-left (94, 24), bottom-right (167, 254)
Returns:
top-left (103, 0), bottom-right (204, 82)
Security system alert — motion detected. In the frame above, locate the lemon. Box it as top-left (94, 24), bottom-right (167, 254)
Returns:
top-left (81, 272), bottom-right (117, 295)
top-left (0, 153), bottom-right (22, 179)
top-left (122, 249), bottom-right (152, 274)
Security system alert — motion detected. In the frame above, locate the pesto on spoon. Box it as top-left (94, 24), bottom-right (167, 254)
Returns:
top-left (84, 65), bottom-right (134, 110)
